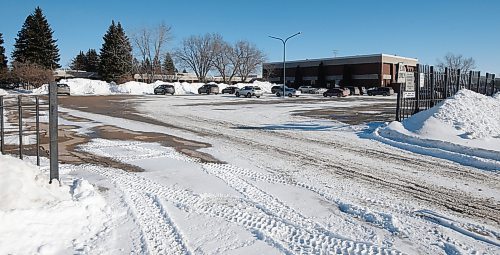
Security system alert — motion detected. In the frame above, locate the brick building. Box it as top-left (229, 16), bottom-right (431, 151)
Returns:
top-left (263, 54), bottom-right (418, 88)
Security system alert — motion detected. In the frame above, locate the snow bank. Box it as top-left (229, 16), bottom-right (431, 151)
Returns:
top-left (0, 88), bottom-right (7, 96)
top-left (374, 89), bottom-right (500, 170)
top-left (32, 78), bottom-right (277, 96)
top-left (0, 155), bottom-right (109, 254)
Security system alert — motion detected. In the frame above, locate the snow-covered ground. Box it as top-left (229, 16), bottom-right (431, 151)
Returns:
top-left (1, 79), bottom-right (499, 254)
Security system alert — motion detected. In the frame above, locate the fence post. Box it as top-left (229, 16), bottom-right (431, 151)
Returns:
top-left (49, 82), bottom-right (59, 183)
top-left (491, 74), bottom-right (496, 96)
top-left (444, 67), bottom-right (449, 99)
top-left (476, 71), bottom-right (481, 93)
top-left (395, 83), bottom-right (402, 121)
top-left (35, 96), bottom-right (40, 166)
top-left (18, 95), bottom-right (23, 159)
top-left (0, 96), bottom-right (3, 154)
top-left (468, 71), bottom-right (473, 90)
top-left (456, 69), bottom-right (461, 92)
top-left (414, 64), bottom-right (420, 114)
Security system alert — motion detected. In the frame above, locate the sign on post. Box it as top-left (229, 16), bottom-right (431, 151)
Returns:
top-left (397, 63), bottom-right (406, 83)
top-left (419, 73), bottom-right (425, 88)
top-left (405, 72), bottom-right (415, 92)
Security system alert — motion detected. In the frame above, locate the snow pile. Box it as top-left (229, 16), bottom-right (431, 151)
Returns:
top-left (375, 89), bottom-right (500, 170)
top-left (32, 78), bottom-right (277, 96)
top-left (0, 88), bottom-right (7, 96)
top-left (0, 155), bottom-right (109, 254)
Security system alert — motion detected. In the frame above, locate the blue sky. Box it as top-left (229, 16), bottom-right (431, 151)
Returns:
top-left (1, 0), bottom-right (499, 73)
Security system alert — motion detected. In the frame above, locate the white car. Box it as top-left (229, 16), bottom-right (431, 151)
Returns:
top-left (276, 88), bottom-right (301, 97)
top-left (235, 86), bottom-right (264, 98)
top-left (298, 85), bottom-right (318, 94)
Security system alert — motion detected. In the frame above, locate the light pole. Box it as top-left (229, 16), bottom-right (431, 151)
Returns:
top-left (269, 32), bottom-right (301, 98)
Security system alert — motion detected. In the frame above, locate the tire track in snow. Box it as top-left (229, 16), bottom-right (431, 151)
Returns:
top-left (79, 139), bottom-right (403, 254)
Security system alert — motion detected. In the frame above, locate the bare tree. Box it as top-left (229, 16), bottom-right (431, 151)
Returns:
top-left (173, 33), bottom-right (216, 82)
top-left (212, 34), bottom-right (242, 83)
top-left (437, 53), bottom-right (476, 73)
top-left (235, 40), bottom-right (266, 82)
top-left (11, 61), bottom-right (54, 87)
top-left (132, 22), bottom-right (172, 83)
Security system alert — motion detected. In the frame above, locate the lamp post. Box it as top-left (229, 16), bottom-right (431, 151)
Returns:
top-left (269, 32), bottom-right (301, 98)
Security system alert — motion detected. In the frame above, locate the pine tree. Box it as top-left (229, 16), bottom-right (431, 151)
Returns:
top-left (0, 33), bottom-right (7, 70)
top-left (85, 49), bottom-right (100, 72)
top-left (99, 21), bottom-right (133, 82)
top-left (12, 7), bottom-right (60, 69)
top-left (70, 51), bottom-right (87, 70)
top-left (163, 53), bottom-right (175, 75)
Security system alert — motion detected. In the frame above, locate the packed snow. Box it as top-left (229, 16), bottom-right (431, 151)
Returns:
top-left (29, 78), bottom-right (277, 96)
top-left (0, 155), bottom-right (110, 254)
top-left (375, 89), bottom-right (500, 170)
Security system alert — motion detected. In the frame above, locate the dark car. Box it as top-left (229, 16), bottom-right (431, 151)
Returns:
top-left (323, 88), bottom-right (348, 97)
top-left (57, 83), bottom-right (71, 95)
top-left (367, 87), bottom-right (394, 96)
top-left (154, 84), bottom-right (175, 95)
top-left (271, 85), bottom-right (284, 94)
top-left (198, 84), bottom-right (219, 95)
top-left (221, 86), bottom-right (238, 94)
top-left (0, 83), bottom-right (19, 90)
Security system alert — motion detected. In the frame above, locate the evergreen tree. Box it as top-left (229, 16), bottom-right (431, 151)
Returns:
top-left (12, 7), bottom-right (60, 69)
top-left (70, 51), bottom-right (87, 70)
top-left (0, 33), bottom-right (7, 70)
top-left (85, 49), bottom-right (100, 72)
top-left (163, 53), bottom-right (176, 75)
top-left (99, 21), bottom-right (133, 82)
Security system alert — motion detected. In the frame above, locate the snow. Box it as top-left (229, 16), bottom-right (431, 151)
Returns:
top-left (0, 154), bottom-right (110, 254)
top-left (31, 78), bottom-right (277, 95)
top-left (0, 88), bottom-right (7, 96)
top-left (375, 89), bottom-right (500, 170)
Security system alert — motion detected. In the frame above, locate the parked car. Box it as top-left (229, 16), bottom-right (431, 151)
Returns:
top-left (298, 85), bottom-right (318, 94)
top-left (198, 84), bottom-right (219, 95)
top-left (323, 88), bottom-right (349, 97)
top-left (367, 87), bottom-right (394, 96)
top-left (0, 83), bottom-right (19, 90)
top-left (271, 85), bottom-right (285, 94)
top-left (57, 83), bottom-right (70, 95)
top-left (235, 86), bottom-right (263, 98)
top-left (221, 86), bottom-right (238, 94)
top-left (343, 86), bottom-right (360, 95)
top-left (154, 84), bottom-right (175, 95)
top-left (359, 86), bottom-right (368, 95)
top-left (276, 87), bottom-right (301, 97)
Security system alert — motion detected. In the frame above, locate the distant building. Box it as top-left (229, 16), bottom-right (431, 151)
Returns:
top-left (133, 73), bottom-right (258, 83)
top-left (54, 69), bottom-right (100, 80)
top-left (263, 53), bottom-right (418, 88)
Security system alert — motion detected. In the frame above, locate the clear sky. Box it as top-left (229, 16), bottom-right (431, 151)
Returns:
top-left (1, 0), bottom-right (499, 74)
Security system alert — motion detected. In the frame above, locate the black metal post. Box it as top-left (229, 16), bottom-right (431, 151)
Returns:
top-left (476, 71), bottom-right (481, 93)
top-left (456, 69), bottom-right (461, 93)
top-left (414, 64), bottom-right (420, 114)
top-left (36, 96), bottom-right (40, 166)
top-left (18, 95), bottom-right (23, 159)
top-left (468, 71), bottom-right (473, 90)
top-left (444, 67), bottom-right (449, 98)
top-left (49, 82), bottom-right (59, 183)
top-left (395, 83), bottom-right (402, 121)
top-left (430, 66), bottom-right (435, 107)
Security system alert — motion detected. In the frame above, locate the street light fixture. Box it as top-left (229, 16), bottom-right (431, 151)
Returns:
top-left (269, 32), bottom-right (301, 98)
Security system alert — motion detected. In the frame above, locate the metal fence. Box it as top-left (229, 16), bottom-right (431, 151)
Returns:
top-left (0, 83), bottom-right (60, 183)
top-left (396, 65), bottom-right (498, 121)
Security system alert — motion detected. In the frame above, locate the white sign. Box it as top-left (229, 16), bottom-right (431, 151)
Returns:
top-left (402, 91), bottom-right (415, 98)
top-left (405, 72), bottom-right (415, 92)
top-left (397, 63), bottom-right (406, 83)
top-left (419, 73), bottom-right (425, 88)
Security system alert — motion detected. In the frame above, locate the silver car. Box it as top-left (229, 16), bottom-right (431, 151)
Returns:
top-left (235, 86), bottom-right (263, 98)
top-left (57, 83), bottom-right (70, 95)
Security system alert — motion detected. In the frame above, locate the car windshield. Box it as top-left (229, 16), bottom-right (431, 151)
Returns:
top-left (254, 87), bottom-right (261, 90)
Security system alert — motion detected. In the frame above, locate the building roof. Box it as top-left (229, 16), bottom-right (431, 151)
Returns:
top-left (264, 54), bottom-right (418, 68)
